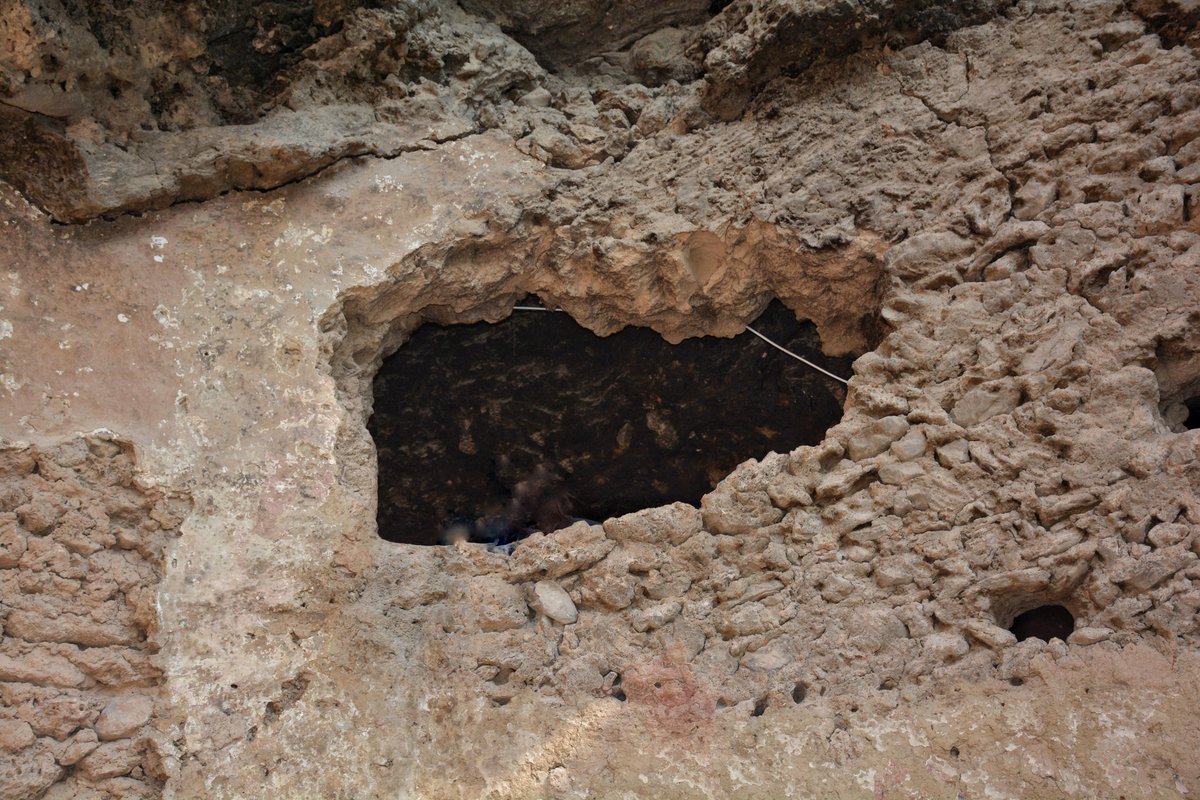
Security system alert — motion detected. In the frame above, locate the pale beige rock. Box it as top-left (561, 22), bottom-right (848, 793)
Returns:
top-left (1068, 627), bottom-right (1113, 645)
top-left (701, 485), bottom-right (784, 535)
top-left (935, 439), bottom-right (969, 467)
top-left (889, 429), bottom-right (927, 461)
top-left (56, 729), bottom-right (99, 766)
top-left (630, 601), bottom-right (681, 633)
top-left (963, 620), bottom-right (1019, 650)
top-left (95, 694), bottom-right (154, 741)
top-left (602, 502), bottom-right (701, 546)
top-left (0, 719), bottom-right (35, 752)
top-left (75, 740), bottom-right (140, 780)
top-left (464, 575), bottom-right (529, 632)
top-left (878, 461), bottom-right (924, 486)
top-left (847, 415), bottom-right (910, 460)
top-left (952, 384), bottom-right (1022, 427)
top-left (510, 523), bottom-right (614, 579)
top-left (0, 652), bottom-right (86, 689)
top-left (530, 580), bottom-right (578, 624)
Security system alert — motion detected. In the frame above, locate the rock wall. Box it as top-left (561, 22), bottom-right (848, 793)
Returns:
top-left (0, 437), bottom-right (188, 800)
top-left (1, 0), bottom-right (1199, 798)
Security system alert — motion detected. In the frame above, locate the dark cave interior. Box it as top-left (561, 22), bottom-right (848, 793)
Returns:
top-left (370, 299), bottom-right (852, 545)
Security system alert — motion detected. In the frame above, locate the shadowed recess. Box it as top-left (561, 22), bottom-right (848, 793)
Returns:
top-left (1185, 396), bottom-right (1200, 430)
top-left (1009, 604), bottom-right (1075, 643)
top-left (371, 299), bottom-right (851, 545)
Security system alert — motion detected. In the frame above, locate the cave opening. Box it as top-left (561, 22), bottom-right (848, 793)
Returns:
top-left (370, 299), bottom-right (851, 545)
top-left (1008, 604), bottom-right (1075, 643)
top-left (1183, 396), bottom-right (1200, 430)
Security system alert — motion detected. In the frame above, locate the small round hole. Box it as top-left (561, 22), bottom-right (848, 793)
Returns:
top-left (791, 682), bottom-right (807, 704)
top-left (1183, 397), bottom-right (1200, 430)
top-left (1009, 677), bottom-right (1024, 686)
top-left (1009, 604), bottom-right (1074, 642)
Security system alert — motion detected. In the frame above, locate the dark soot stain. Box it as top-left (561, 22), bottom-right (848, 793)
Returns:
top-left (371, 300), bottom-right (851, 544)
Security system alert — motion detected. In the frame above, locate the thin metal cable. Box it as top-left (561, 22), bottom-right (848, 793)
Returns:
top-left (743, 325), bottom-right (849, 385)
top-left (510, 306), bottom-right (851, 385)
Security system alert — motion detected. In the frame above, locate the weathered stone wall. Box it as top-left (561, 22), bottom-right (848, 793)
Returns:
top-left (0, 437), bottom-right (188, 800)
top-left (1, 0), bottom-right (1199, 798)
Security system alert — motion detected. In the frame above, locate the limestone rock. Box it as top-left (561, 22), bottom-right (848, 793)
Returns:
top-left (76, 739), bottom-right (140, 781)
top-left (952, 384), bottom-right (1022, 427)
top-left (530, 580), bottom-right (578, 624)
top-left (878, 461), bottom-right (924, 486)
top-left (603, 503), bottom-right (702, 546)
top-left (0, 719), bottom-right (35, 753)
top-left (701, 485), bottom-right (783, 535)
top-left (510, 522), bottom-right (614, 579)
top-left (57, 729), bottom-right (100, 766)
top-left (96, 694), bottom-right (154, 741)
top-left (890, 429), bottom-right (927, 461)
top-left (630, 601), bottom-right (681, 633)
top-left (847, 415), bottom-right (910, 460)
top-left (464, 575), bottom-right (530, 632)
top-left (0, 652), bottom-right (86, 688)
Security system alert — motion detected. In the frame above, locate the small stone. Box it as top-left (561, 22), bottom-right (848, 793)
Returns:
top-left (847, 415), bottom-right (910, 460)
top-left (96, 693), bottom-right (154, 741)
top-left (890, 429), bottom-right (927, 461)
top-left (742, 646), bottom-right (791, 671)
top-left (0, 651), bottom-right (87, 688)
top-left (76, 739), bottom-right (140, 780)
top-left (701, 486), bottom-right (783, 535)
top-left (951, 383), bottom-right (1022, 427)
top-left (974, 568), bottom-right (1051, 595)
top-left (815, 461), bottom-right (875, 501)
top-left (1068, 626), bottom-right (1113, 645)
top-left (531, 580), bottom-right (577, 624)
top-left (963, 619), bottom-right (1018, 649)
top-left (0, 718), bottom-right (35, 752)
top-left (518, 87), bottom-right (553, 108)
top-left (924, 632), bottom-right (970, 661)
top-left (766, 472), bottom-right (813, 508)
top-left (0, 513), bottom-right (27, 568)
top-left (1121, 548), bottom-right (1196, 593)
top-left (936, 439), bottom-right (970, 467)
top-left (630, 600), bottom-right (681, 632)
top-left (604, 502), bottom-right (701, 545)
top-left (58, 729), bottom-right (99, 765)
top-left (874, 556), bottom-right (916, 587)
top-left (878, 461), bottom-right (924, 485)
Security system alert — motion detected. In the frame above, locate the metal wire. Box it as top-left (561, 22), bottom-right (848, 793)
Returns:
top-left (743, 325), bottom-right (849, 385)
top-left (510, 305), bottom-right (851, 385)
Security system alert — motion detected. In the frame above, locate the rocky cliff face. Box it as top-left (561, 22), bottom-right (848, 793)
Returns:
top-left (2, 1), bottom-right (1199, 798)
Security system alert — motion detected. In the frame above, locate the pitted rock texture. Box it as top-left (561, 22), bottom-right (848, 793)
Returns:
top-left (0, 437), bottom-right (188, 800)
top-left (0, 0), bottom-right (1015, 222)
top-left (0, 0), bottom-right (1199, 798)
top-left (0, 0), bottom-right (545, 221)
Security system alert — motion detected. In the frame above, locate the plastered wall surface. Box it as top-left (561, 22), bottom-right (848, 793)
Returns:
top-left (1, 0), bottom-right (1200, 798)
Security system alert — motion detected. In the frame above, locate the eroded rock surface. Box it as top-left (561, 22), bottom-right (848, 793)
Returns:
top-left (1, 0), bottom-right (1199, 798)
top-left (0, 438), bottom-right (187, 799)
